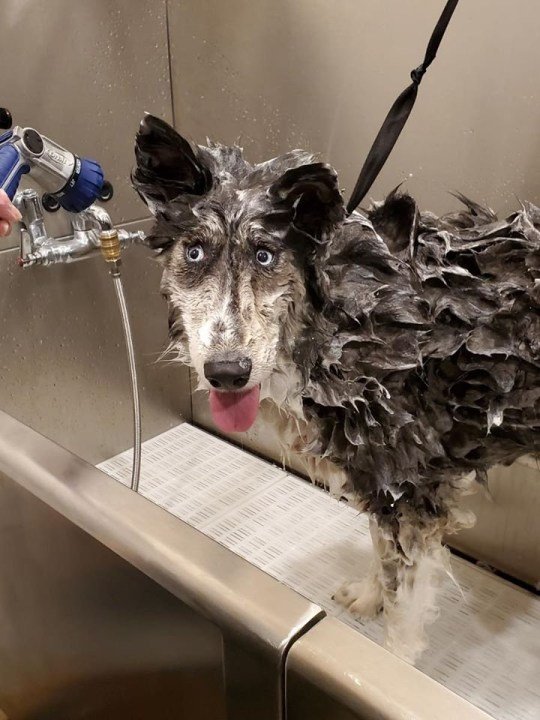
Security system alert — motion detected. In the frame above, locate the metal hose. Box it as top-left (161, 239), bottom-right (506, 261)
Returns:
top-left (112, 272), bottom-right (142, 492)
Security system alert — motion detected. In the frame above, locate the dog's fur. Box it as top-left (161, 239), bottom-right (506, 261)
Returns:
top-left (132, 115), bottom-right (540, 663)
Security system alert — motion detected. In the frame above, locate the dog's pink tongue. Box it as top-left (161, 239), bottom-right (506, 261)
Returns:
top-left (209, 386), bottom-right (260, 433)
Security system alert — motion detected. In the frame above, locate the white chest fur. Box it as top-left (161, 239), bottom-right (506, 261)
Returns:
top-left (259, 365), bottom-right (352, 502)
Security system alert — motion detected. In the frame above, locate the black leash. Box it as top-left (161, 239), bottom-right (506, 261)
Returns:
top-left (346, 0), bottom-right (460, 215)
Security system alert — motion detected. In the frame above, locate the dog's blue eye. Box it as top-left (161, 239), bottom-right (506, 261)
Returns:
top-left (186, 244), bottom-right (204, 262)
top-left (256, 248), bottom-right (274, 266)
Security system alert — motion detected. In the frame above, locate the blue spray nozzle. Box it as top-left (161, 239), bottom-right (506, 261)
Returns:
top-left (0, 113), bottom-right (114, 213)
top-left (56, 157), bottom-right (105, 213)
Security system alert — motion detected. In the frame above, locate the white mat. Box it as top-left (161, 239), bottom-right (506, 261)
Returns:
top-left (99, 423), bottom-right (540, 720)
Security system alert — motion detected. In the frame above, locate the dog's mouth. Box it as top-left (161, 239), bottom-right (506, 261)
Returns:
top-left (208, 385), bottom-right (261, 433)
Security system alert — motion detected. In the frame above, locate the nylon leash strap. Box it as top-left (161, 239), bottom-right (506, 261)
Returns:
top-left (346, 0), bottom-right (460, 215)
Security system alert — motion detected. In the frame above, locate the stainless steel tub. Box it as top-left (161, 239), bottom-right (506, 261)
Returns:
top-left (0, 411), bottom-right (503, 719)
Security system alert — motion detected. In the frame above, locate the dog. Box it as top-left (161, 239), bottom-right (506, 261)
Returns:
top-left (132, 114), bottom-right (540, 663)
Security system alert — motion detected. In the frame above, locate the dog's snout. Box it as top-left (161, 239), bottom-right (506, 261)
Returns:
top-left (204, 358), bottom-right (252, 390)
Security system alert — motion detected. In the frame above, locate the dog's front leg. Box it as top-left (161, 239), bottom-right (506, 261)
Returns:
top-left (335, 510), bottom-right (450, 664)
top-left (375, 512), bottom-right (450, 665)
top-left (336, 479), bottom-right (476, 665)
top-left (334, 515), bottom-right (384, 618)
top-left (333, 509), bottom-right (446, 659)
top-left (376, 482), bottom-right (476, 664)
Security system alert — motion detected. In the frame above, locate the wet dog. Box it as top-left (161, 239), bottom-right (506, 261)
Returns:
top-left (132, 114), bottom-right (540, 663)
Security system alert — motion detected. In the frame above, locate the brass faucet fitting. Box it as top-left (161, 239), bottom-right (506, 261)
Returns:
top-left (99, 228), bottom-right (122, 275)
top-left (99, 228), bottom-right (121, 262)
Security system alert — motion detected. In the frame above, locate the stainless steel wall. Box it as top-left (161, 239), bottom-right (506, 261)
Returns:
top-left (0, 1), bottom-right (191, 462)
top-left (168, 0), bottom-right (540, 215)
top-left (1, 0), bottom-right (172, 250)
top-left (169, 0), bottom-right (540, 585)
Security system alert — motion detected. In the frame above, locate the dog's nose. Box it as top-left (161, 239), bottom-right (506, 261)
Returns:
top-left (204, 358), bottom-right (252, 390)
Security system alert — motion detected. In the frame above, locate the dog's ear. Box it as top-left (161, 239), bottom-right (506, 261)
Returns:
top-left (369, 189), bottom-right (417, 252)
top-left (268, 163), bottom-right (345, 240)
top-left (132, 114), bottom-right (212, 214)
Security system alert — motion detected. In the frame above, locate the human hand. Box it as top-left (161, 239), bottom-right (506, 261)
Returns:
top-left (0, 188), bottom-right (22, 237)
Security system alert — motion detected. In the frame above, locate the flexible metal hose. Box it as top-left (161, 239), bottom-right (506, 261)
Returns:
top-left (112, 273), bottom-right (142, 492)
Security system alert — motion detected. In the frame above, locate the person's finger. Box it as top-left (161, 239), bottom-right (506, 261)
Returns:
top-left (0, 189), bottom-right (22, 221)
top-left (0, 219), bottom-right (11, 237)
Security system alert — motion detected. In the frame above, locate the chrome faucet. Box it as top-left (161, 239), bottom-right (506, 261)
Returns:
top-left (15, 189), bottom-right (148, 267)
top-left (2, 107), bottom-right (145, 492)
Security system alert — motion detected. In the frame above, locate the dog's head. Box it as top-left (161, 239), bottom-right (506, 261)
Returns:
top-left (132, 115), bottom-right (344, 432)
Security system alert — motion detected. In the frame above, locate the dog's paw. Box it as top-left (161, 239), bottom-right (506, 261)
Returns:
top-left (333, 578), bottom-right (383, 619)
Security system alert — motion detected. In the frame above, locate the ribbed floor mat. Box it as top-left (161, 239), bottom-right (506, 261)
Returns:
top-left (99, 422), bottom-right (540, 720)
